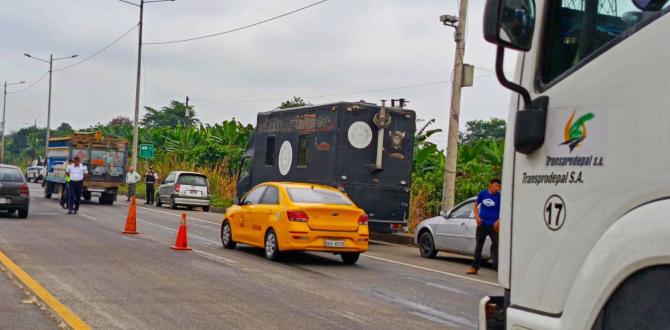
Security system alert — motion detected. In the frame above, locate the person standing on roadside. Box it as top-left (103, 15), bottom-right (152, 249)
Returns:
top-left (125, 167), bottom-right (141, 201)
top-left (144, 167), bottom-right (158, 205)
top-left (467, 178), bottom-right (501, 275)
top-left (66, 157), bottom-right (88, 215)
top-left (60, 159), bottom-right (72, 209)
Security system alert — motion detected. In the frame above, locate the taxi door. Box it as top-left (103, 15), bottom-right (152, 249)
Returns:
top-left (248, 186), bottom-right (281, 246)
top-left (235, 186), bottom-right (267, 244)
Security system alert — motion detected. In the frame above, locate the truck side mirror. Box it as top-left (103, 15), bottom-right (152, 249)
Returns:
top-left (483, 0), bottom-right (536, 52)
top-left (484, 0), bottom-right (548, 155)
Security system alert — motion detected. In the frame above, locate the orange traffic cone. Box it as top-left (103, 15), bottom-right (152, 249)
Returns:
top-left (122, 196), bottom-right (138, 234)
top-left (171, 213), bottom-right (191, 250)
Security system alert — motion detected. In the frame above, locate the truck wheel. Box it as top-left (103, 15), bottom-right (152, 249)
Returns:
top-left (341, 252), bottom-right (360, 265)
top-left (83, 191), bottom-right (92, 201)
top-left (18, 208), bottom-right (28, 219)
top-left (203, 206), bottom-right (210, 212)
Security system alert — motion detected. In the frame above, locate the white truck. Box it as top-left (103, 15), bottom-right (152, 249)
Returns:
top-left (479, 0), bottom-right (670, 329)
top-left (26, 159), bottom-right (46, 183)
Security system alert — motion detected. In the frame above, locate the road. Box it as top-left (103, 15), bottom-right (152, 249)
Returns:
top-left (0, 183), bottom-right (500, 329)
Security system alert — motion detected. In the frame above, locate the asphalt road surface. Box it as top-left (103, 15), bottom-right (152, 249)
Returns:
top-left (0, 184), bottom-right (500, 329)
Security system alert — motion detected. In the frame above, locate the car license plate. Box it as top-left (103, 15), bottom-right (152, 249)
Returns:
top-left (324, 239), bottom-right (345, 248)
top-left (0, 198), bottom-right (9, 204)
top-left (188, 190), bottom-right (200, 196)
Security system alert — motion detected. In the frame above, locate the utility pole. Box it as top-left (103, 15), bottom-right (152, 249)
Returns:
top-left (185, 96), bottom-right (190, 127)
top-left (2, 80), bottom-right (25, 163)
top-left (119, 0), bottom-right (175, 169)
top-left (441, 0), bottom-right (469, 211)
top-left (131, 0), bottom-right (145, 170)
top-left (24, 53), bottom-right (77, 159)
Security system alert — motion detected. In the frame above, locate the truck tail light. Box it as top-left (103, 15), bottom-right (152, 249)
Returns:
top-left (358, 214), bottom-right (369, 225)
top-left (287, 210), bottom-right (309, 222)
top-left (175, 183), bottom-right (180, 193)
top-left (20, 183), bottom-right (29, 196)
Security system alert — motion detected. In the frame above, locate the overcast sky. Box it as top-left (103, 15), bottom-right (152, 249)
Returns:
top-left (0, 0), bottom-right (517, 147)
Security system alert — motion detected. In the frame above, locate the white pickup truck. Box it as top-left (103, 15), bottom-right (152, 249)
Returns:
top-left (26, 159), bottom-right (46, 183)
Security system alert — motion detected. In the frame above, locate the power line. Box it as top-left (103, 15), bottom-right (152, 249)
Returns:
top-left (8, 71), bottom-right (49, 94)
top-left (54, 23), bottom-right (139, 72)
top-left (145, 0), bottom-right (329, 45)
top-left (7, 95), bottom-right (39, 122)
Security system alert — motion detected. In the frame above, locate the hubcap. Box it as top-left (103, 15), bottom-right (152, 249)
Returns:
top-left (223, 224), bottom-right (230, 245)
top-left (420, 235), bottom-right (431, 255)
top-left (266, 233), bottom-right (275, 257)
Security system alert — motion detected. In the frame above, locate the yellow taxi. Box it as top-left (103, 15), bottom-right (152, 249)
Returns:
top-left (221, 182), bottom-right (369, 264)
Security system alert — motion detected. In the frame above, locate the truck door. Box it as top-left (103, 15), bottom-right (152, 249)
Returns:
top-left (506, 0), bottom-right (670, 315)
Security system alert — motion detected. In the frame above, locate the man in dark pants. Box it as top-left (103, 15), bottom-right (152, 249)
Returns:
top-left (467, 178), bottom-right (501, 275)
top-left (144, 167), bottom-right (158, 205)
top-left (66, 157), bottom-right (88, 215)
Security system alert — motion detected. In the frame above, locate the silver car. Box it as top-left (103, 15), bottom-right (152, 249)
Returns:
top-left (156, 171), bottom-right (211, 212)
top-left (414, 197), bottom-right (493, 260)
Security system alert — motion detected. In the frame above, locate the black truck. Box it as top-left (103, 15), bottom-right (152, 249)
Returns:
top-left (236, 101), bottom-right (416, 233)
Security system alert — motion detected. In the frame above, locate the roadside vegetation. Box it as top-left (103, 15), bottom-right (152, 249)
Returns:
top-left (3, 99), bottom-right (504, 225)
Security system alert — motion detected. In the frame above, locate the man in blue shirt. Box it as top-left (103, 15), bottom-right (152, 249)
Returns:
top-left (468, 178), bottom-right (501, 275)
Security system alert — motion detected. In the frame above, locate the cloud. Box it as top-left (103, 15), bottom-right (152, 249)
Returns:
top-left (0, 0), bottom-right (517, 148)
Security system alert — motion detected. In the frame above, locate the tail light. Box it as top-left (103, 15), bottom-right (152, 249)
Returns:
top-left (207, 185), bottom-right (210, 195)
top-left (358, 214), bottom-right (369, 225)
top-left (175, 183), bottom-right (181, 193)
top-left (20, 183), bottom-right (29, 196)
top-left (287, 210), bottom-right (309, 223)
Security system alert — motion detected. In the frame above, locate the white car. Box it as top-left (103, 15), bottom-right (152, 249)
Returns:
top-left (414, 197), bottom-right (493, 260)
top-left (26, 159), bottom-right (46, 183)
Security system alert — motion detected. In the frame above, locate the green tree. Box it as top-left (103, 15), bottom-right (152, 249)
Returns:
top-left (458, 118), bottom-right (506, 145)
top-left (54, 122), bottom-right (74, 136)
top-left (141, 100), bottom-right (200, 128)
top-left (276, 96), bottom-right (311, 110)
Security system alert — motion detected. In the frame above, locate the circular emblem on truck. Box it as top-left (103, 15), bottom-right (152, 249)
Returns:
top-left (278, 141), bottom-right (293, 176)
top-left (348, 121), bottom-right (373, 149)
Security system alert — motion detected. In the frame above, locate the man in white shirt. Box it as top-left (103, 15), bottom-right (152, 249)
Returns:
top-left (125, 167), bottom-right (141, 201)
top-left (66, 156), bottom-right (88, 214)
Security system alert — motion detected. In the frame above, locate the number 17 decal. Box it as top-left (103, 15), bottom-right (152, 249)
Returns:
top-left (544, 195), bottom-right (566, 231)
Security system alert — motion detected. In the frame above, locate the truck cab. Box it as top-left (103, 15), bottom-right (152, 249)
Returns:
top-left (480, 0), bottom-right (670, 329)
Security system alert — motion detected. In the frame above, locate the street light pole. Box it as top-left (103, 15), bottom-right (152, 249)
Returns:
top-left (119, 0), bottom-right (175, 169)
top-left (46, 54), bottom-right (53, 158)
top-left (2, 80), bottom-right (26, 163)
top-left (441, 0), bottom-right (469, 211)
top-left (24, 53), bottom-right (78, 159)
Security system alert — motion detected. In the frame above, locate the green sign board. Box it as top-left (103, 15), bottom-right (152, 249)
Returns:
top-left (139, 144), bottom-right (155, 159)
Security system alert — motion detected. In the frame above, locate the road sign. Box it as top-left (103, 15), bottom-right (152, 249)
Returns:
top-left (139, 144), bottom-right (155, 159)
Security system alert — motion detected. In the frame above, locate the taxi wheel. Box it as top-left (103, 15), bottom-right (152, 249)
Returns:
top-left (341, 253), bottom-right (360, 265)
top-left (419, 231), bottom-right (438, 259)
top-left (264, 229), bottom-right (280, 261)
top-left (221, 221), bottom-right (236, 249)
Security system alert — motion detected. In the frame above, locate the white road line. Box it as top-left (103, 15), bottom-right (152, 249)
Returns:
top-left (193, 250), bottom-right (238, 264)
top-left (362, 254), bottom-right (499, 287)
top-left (78, 213), bottom-right (97, 220)
top-left (117, 202), bottom-right (221, 226)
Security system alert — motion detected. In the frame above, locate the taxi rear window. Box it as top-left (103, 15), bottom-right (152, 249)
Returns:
top-left (287, 188), bottom-right (352, 205)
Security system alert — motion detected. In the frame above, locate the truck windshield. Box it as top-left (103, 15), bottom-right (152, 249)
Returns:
top-left (287, 187), bottom-right (352, 205)
top-left (541, 0), bottom-right (669, 83)
top-left (178, 174), bottom-right (207, 186)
